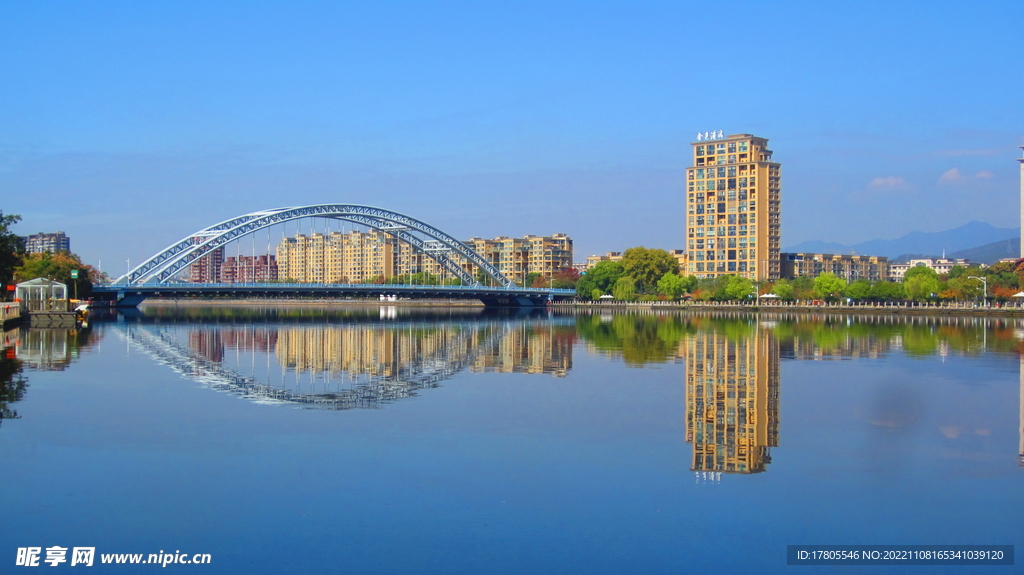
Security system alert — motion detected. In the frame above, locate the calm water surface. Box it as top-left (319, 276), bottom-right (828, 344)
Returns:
top-left (1, 305), bottom-right (1021, 573)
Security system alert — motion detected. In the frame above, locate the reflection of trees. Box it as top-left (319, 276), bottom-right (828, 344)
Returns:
top-left (568, 311), bottom-right (1020, 365)
top-left (0, 350), bottom-right (28, 425)
top-left (575, 314), bottom-right (694, 366)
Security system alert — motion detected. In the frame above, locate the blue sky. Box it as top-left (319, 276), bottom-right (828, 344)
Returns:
top-left (2, 1), bottom-right (1022, 270)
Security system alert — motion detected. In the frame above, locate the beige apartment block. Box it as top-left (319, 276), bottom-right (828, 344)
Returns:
top-left (685, 133), bottom-right (782, 280)
top-left (276, 231), bottom-right (572, 285)
top-left (781, 253), bottom-right (889, 282)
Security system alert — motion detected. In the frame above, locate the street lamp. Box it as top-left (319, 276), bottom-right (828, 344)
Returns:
top-left (967, 276), bottom-right (988, 304)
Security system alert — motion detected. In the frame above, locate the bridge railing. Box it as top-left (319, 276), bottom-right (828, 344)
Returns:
top-left (99, 282), bottom-right (577, 295)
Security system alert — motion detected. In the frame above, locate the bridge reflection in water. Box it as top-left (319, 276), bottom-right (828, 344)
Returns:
top-left (115, 317), bottom-right (575, 410)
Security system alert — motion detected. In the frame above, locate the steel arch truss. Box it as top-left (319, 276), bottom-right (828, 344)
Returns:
top-left (116, 205), bottom-right (515, 288)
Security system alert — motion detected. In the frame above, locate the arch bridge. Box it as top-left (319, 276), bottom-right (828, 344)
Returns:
top-left (97, 205), bottom-right (575, 307)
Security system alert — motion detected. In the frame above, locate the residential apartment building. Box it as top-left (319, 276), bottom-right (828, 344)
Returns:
top-left (188, 237), bottom-right (225, 283)
top-left (888, 258), bottom-right (970, 281)
top-left (221, 255), bottom-right (279, 283)
top-left (685, 133), bottom-right (781, 280)
top-left (585, 252), bottom-right (622, 270)
top-left (277, 231), bottom-right (396, 283)
top-left (781, 253), bottom-right (890, 282)
top-left (24, 232), bottom-right (70, 254)
top-left (275, 231), bottom-right (572, 285)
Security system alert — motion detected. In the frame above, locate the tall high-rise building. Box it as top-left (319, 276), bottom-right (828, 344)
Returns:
top-left (24, 232), bottom-right (70, 254)
top-left (685, 133), bottom-right (781, 280)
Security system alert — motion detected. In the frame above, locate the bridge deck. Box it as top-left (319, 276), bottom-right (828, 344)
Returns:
top-left (94, 283), bottom-right (577, 308)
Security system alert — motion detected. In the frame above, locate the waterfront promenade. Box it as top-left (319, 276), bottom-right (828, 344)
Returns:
top-left (551, 299), bottom-right (1024, 317)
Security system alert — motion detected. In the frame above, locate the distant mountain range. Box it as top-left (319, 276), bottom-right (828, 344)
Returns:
top-left (784, 221), bottom-right (1021, 261)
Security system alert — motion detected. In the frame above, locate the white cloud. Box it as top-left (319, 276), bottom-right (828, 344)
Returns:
top-left (938, 168), bottom-right (962, 183)
top-left (868, 176), bottom-right (907, 189)
top-left (974, 170), bottom-right (993, 179)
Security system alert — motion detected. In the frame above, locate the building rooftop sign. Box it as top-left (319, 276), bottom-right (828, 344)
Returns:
top-left (696, 130), bottom-right (724, 141)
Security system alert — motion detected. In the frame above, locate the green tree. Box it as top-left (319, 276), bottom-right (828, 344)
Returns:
top-left (679, 274), bottom-right (698, 293)
top-left (902, 266), bottom-right (939, 301)
top-left (612, 276), bottom-right (637, 301)
top-left (905, 273), bottom-right (940, 301)
top-left (591, 288), bottom-right (603, 301)
top-left (813, 272), bottom-right (847, 299)
top-left (947, 265), bottom-right (968, 279)
top-left (772, 279), bottom-right (795, 300)
top-left (0, 212), bottom-right (25, 287)
top-left (587, 261), bottom-right (626, 293)
top-left (657, 272), bottom-right (688, 299)
top-left (14, 251), bottom-right (96, 298)
top-left (724, 275), bottom-right (755, 300)
top-left (619, 247), bottom-right (678, 294)
top-left (524, 272), bottom-right (542, 288)
top-left (577, 274), bottom-right (598, 298)
top-left (845, 279), bottom-right (871, 300)
top-left (870, 280), bottom-right (905, 301)
top-left (791, 275), bottom-right (815, 301)
top-left (903, 265), bottom-right (939, 282)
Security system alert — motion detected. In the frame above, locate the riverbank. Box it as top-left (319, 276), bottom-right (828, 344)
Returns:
top-left (549, 300), bottom-right (1024, 317)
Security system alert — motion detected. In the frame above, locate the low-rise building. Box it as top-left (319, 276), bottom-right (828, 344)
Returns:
top-left (586, 249), bottom-right (688, 273)
top-left (275, 231), bottom-right (572, 285)
top-left (781, 253), bottom-right (889, 282)
top-left (888, 258), bottom-right (969, 281)
top-left (222, 255), bottom-right (279, 283)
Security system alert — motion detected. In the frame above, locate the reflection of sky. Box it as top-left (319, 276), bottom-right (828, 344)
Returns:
top-left (0, 321), bottom-right (1020, 574)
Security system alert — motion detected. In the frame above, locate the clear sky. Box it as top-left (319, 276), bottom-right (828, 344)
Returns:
top-left (2, 1), bottom-right (1022, 270)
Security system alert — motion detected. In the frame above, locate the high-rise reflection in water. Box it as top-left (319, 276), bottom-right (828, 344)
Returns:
top-left (685, 323), bottom-right (779, 477)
